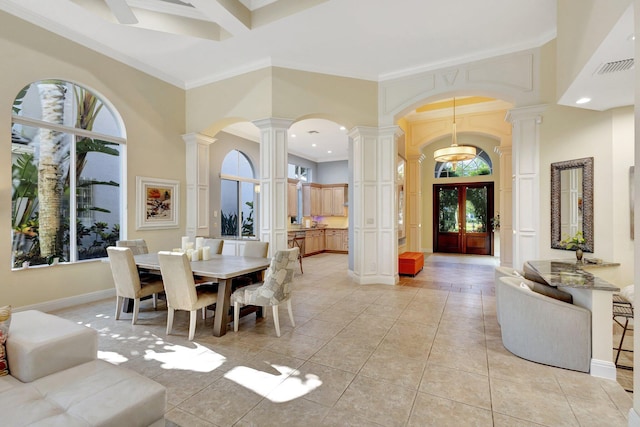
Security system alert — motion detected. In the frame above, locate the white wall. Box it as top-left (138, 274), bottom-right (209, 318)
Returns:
top-left (317, 160), bottom-right (349, 184)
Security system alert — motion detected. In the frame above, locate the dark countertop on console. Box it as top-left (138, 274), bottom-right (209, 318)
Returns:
top-left (526, 259), bottom-right (620, 291)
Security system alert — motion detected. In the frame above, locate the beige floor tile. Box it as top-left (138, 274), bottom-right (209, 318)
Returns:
top-left (407, 392), bottom-right (493, 427)
top-left (178, 377), bottom-right (266, 426)
top-left (490, 377), bottom-right (579, 426)
top-left (419, 363), bottom-right (491, 409)
top-left (492, 412), bottom-right (547, 426)
top-left (235, 397), bottom-right (329, 427)
top-left (264, 331), bottom-right (329, 360)
top-left (321, 408), bottom-right (386, 426)
top-left (360, 350), bottom-right (426, 389)
top-left (566, 394), bottom-right (627, 427)
top-left (309, 338), bottom-right (373, 373)
top-left (283, 361), bottom-right (356, 407)
top-left (487, 348), bottom-right (563, 393)
top-left (334, 375), bottom-right (416, 427)
top-left (428, 343), bottom-right (488, 376)
top-left (164, 407), bottom-right (216, 427)
top-left (292, 318), bottom-right (347, 340)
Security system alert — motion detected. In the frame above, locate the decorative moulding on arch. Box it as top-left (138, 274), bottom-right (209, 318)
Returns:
top-left (382, 74), bottom-right (436, 116)
top-left (466, 53), bottom-right (534, 92)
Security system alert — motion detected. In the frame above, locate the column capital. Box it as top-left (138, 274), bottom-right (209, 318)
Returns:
top-left (407, 153), bottom-right (426, 163)
top-left (182, 132), bottom-right (217, 145)
top-left (506, 104), bottom-right (548, 124)
top-left (252, 118), bottom-right (294, 130)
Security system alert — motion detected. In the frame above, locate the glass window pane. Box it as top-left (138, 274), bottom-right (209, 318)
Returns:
top-left (222, 150), bottom-right (239, 176)
top-left (76, 136), bottom-right (121, 260)
top-left (438, 188), bottom-right (459, 232)
top-left (465, 187), bottom-right (488, 232)
top-left (13, 82), bottom-right (121, 139)
top-left (12, 124), bottom-right (71, 267)
top-left (240, 182), bottom-right (256, 237)
top-left (221, 179), bottom-right (239, 236)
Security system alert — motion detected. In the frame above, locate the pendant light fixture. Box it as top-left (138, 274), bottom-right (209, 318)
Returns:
top-left (433, 97), bottom-right (476, 170)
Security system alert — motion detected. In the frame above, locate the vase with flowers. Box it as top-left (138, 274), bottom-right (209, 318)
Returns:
top-left (561, 231), bottom-right (586, 261)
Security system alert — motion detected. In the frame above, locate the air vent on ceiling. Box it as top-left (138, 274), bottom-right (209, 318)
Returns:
top-left (596, 58), bottom-right (634, 75)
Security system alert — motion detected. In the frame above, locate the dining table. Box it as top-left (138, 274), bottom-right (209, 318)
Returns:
top-left (133, 253), bottom-right (271, 337)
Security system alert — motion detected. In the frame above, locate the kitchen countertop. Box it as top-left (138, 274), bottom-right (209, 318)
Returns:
top-left (526, 259), bottom-right (620, 291)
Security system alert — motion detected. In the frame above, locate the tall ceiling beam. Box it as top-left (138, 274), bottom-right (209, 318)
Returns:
top-left (188, 0), bottom-right (251, 36)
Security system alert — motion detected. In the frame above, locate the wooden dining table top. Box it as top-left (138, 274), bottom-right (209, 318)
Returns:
top-left (133, 253), bottom-right (271, 280)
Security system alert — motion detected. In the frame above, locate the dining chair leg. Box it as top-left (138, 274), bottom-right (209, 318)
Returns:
top-left (234, 302), bottom-right (240, 332)
top-left (166, 307), bottom-right (175, 335)
top-left (115, 296), bottom-right (123, 320)
top-left (132, 298), bottom-right (141, 325)
top-left (286, 299), bottom-right (295, 327)
top-left (272, 305), bottom-right (281, 337)
top-left (188, 310), bottom-right (197, 341)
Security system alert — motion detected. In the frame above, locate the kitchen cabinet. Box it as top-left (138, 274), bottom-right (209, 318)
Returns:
top-left (288, 180), bottom-right (298, 218)
top-left (341, 229), bottom-right (349, 252)
top-left (325, 229), bottom-right (348, 253)
top-left (303, 183), bottom-right (347, 217)
top-left (331, 185), bottom-right (347, 216)
top-left (325, 229), bottom-right (342, 251)
top-left (302, 183), bottom-right (322, 217)
top-left (304, 229), bottom-right (325, 255)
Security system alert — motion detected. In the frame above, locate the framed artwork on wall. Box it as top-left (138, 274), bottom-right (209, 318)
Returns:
top-left (136, 176), bottom-right (179, 230)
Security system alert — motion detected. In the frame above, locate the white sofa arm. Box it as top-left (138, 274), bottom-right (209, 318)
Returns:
top-left (7, 310), bottom-right (97, 382)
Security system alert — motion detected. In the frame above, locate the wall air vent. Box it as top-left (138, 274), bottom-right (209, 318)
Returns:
top-left (596, 58), bottom-right (634, 75)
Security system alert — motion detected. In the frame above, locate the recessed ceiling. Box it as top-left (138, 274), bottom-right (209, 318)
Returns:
top-left (225, 118), bottom-right (349, 163)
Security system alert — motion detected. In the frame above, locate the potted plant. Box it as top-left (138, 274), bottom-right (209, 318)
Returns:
top-left (561, 231), bottom-right (586, 261)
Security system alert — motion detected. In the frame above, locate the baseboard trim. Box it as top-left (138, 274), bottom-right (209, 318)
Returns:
top-left (15, 289), bottom-right (115, 313)
top-left (590, 358), bottom-right (617, 380)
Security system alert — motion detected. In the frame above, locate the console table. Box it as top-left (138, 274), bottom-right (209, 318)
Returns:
top-left (526, 259), bottom-right (620, 380)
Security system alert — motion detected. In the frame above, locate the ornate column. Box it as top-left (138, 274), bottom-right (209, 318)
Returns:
top-left (253, 118), bottom-right (293, 254)
top-left (182, 133), bottom-right (216, 238)
top-left (349, 125), bottom-right (401, 285)
top-left (506, 105), bottom-right (546, 270)
top-left (406, 154), bottom-right (425, 252)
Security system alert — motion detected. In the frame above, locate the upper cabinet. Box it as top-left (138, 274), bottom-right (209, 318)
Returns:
top-left (287, 179), bottom-right (298, 217)
top-left (302, 183), bottom-right (322, 217)
top-left (305, 183), bottom-right (347, 217)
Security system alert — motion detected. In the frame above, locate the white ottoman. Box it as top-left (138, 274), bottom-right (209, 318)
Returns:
top-left (7, 310), bottom-right (97, 382)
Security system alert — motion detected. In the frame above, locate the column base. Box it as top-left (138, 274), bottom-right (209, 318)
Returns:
top-left (628, 407), bottom-right (640, 427)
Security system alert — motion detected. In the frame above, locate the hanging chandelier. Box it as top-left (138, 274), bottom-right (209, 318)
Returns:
top-left (433, 97), bottom-right (476, 170)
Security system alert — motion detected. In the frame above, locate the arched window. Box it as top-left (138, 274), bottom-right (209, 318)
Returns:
top-left (434, 147), bottom-right (493, 178)
top-left (11, 80), bottom-right (124, 268)
top-left (220, 150), bottom-right (258, 238)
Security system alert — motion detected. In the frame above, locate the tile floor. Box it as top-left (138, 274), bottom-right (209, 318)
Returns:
top-left (52, 253), bottom-right (633, 426)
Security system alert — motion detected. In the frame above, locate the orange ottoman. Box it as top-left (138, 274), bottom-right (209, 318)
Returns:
top-left (399, 252), bottom-right (424, 276)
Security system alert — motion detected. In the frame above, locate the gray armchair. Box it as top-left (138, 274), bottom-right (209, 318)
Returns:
top-left (499, 276), bottom-right (591, 372)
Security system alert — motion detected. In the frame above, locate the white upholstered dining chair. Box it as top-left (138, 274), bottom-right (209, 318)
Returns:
top-left (242, 241), bottom-right (269, 258)
top-left (107, 246), bottom-right (165, 325)
top-left (231, 247), bottom-right (298, 337)
top-left (158, 251), bottom-right (219, 340)
top-left (203, 238), bottom-right (224, 255)
top-left (116, 239), bottom-right (149, 255)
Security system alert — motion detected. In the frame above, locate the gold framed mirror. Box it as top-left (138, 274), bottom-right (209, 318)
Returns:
top-left (550, 157), bottom-right (594, 252)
